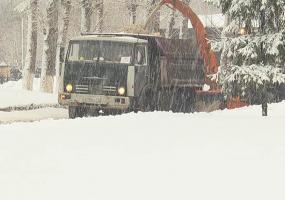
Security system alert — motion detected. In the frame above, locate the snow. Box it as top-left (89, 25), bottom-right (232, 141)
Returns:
top-left (0, 101), bottom-right (285, 200)
top-left (0, 61), bottom-right (8, 67)
top-left (0, 79), bottom-right (58, 109)
top-left (1, 77), bottom-right (285, 200)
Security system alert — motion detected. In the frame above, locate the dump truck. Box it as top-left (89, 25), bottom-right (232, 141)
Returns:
top-left (58, 0), bottom-right (236, 118)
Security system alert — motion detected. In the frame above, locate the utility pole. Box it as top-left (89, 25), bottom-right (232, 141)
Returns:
top-left (21, 17), bottom-right (24, 69)
top-left (260, 10), bottom-right (267, 117)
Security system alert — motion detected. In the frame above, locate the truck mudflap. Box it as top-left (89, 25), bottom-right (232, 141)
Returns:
top-left (59, 93), bottom-right (131, 110)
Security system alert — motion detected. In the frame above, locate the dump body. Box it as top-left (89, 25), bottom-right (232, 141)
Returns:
top-left (125, 35), bottom-right (205, 88)
top-left (154, 38), bottom-right (205, 88)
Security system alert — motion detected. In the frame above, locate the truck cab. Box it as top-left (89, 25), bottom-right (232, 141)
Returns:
top-left (59, 34), bottom-right (149, 118)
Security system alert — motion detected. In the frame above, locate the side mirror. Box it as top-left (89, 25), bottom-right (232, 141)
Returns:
top-left (60, 47), bottom-right (65, 63)
top-left (137, 52), bottom-right (143, 65)
top-left (135, 46), bottom-right (146, 66)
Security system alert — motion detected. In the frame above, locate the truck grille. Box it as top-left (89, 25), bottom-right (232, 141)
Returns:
top-left (102, 86), bottom-right (117, 92)
top-left (74, 84), bottom-right (117, 95)
top-left (75, 85), bottom-right (89, 94)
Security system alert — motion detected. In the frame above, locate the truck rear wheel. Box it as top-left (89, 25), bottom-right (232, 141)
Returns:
top-left (172, 89), bottom-right (195, 113)
top-left (139, 89), bottom-right (156, 112)
top-left (102, 109), bottom-right (123, 116)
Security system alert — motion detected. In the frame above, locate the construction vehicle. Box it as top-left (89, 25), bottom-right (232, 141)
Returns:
top-left (58, 0), bottom-right (240, 118)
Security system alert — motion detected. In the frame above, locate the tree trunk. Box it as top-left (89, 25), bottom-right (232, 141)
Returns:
top-left (167, 10), bottom-right (176, 38)
top-left (262, 103), bottom-right (268, 117)
top-left (181, 0), bottom-right (190, 39)
top-left (225, 14), bottom-right (231, 26)
top-left (147, 0), bottom-right (160, 33)
top-left (81, 0), bottom-right (92, 33)
top-left (22, 0), bottom-right (38, 91)
top-left (94, 0), bottom-right (104, 33)
top-left (40, 0), bottom-right (59, 93)
top-left (260, 11), bottom-right (267, 117)
top-left (55, 0), bottom-right (71, 92)
top-left (128, 0), bottom-right (138, 25)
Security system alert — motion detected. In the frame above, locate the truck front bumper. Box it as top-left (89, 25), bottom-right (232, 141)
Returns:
top-left (59, 93), bottom-right (131, 110)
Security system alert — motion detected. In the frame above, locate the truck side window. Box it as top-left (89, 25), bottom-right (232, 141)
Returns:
top-left (135, 46), bottom-right (146, 65)
top-left (68, 43), bottom-right (79, 61)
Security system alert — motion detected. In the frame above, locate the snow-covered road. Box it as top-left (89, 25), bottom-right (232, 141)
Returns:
top-left (0, 79), bottom-right (67, 124)
top-left (1, 79), bottom-right (285, 200)
top-left (0, 79), bottom-right (57, 109)
top-left (0, 107), bottom-right (68, 124)
top-left (0, 102), bottom-right (285, 200)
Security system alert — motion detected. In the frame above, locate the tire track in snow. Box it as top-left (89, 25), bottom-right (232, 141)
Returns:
top-left (0, 104), bottom-right (65, 112)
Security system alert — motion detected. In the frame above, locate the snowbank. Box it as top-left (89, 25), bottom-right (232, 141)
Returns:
top-left (0, 79), bottom-right (58, 109)
top-left (0, 101), bottom-right (285, 200)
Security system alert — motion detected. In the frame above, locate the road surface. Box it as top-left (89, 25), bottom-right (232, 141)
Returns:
top-left (0, 107), bottom-right (68, 124)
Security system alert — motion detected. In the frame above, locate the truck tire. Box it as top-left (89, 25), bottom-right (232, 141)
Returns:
top-left (157, 88), bottom-right (172, 111)
top-left (68, 106), bottom-right (86, 119)
top-left (68, 106), bottom-right (77, 119)
top-left (102, 109), bottom-right (122, 116)
top-left (140, 89), bottom-right (156, 112)
top-left (171, 88), bottom-right (196, 113)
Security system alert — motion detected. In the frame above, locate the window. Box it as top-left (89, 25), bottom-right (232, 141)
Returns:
top-left (68, 41), bottom-right (134, 64)
top-left (135, 45), bottom-right (147, 65)
top-left (100, 42), bottom-right (133, 64)
top-left (68, 43), bottom-right (80, 61)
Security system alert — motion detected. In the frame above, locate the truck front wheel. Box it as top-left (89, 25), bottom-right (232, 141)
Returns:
top-left (138, 89), bottom-right (156, 112)
top-left (68, 106), bottom-right (86, 119)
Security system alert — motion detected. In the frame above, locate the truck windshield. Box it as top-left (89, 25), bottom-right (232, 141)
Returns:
top-left (68, 41), bottom-right (134, 64)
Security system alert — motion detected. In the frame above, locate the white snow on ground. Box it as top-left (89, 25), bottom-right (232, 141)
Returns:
top-left (0, 101), bottom-right (285, 200)
top-left (0, 79), bottom-right (58, 108)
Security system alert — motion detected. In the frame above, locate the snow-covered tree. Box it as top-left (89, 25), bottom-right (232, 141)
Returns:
top-left (94, 0), bottom-right (104, 33)
top-left (146, 0), bottom-right (160, 33)
top-left (55, 0), bottom-right (71, 92)
top-left (22, 0), bottom-right (38, 91)
top-left (80, 0), bottom-right (92, 33)
top-left (127, 0), bottom-right (139, 25)
top-left (181, 0), bottom-right (191, 39)
top-left (40, 0), bottom-right (59, 93)
top-left (207, 0), bottom-right (285, 116)
top-left (167, 9), bottom-right (176, 38)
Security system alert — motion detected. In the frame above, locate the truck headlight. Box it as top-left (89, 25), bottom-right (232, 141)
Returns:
top-left (118, 87), bottom-right (126, 96)
top-left (239, 27), bottom-right (247, 35)
top-left (66, 84), bottom-right (73, 93)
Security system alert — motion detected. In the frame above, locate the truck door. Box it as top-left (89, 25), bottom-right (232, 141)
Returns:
top-left (134, 45), bottom-right (148, 97)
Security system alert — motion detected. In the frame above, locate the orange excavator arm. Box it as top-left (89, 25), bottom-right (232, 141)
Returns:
top-left (145, 0), bottom-right (246, 109)
top-left (145, 0), bottom-right (218, 75)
